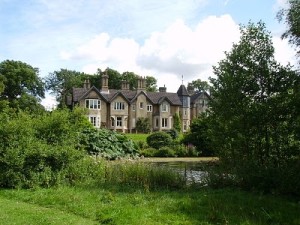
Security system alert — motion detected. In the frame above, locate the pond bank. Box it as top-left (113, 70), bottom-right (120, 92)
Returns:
top-left (136, 157), bottom-right (219, 163)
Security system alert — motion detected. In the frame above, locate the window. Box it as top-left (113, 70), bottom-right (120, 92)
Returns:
top-left (161, 103), bottom-right (168, 112)
top-left (139, 102), bottom-right (144, 109)
top-left (184, 109), bottom-right (187, 116)
top-left (116, 117), bottom-right (122, 127)
top-left (86, 99), bottom-right (101, 109)
top-left (89, 116), bottom-right (100, 128)
top-left (147, 105), bottom-right (152, 112)
top-left (162, 118), bottom-right (168, 128)
top-left (132, 104), bottom-right (136, 111)
top-left (114, 102), bottom-right (125, 110)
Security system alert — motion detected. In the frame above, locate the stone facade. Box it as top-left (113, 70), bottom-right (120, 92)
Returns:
top-left (67, 76), bottom-right (210, 132)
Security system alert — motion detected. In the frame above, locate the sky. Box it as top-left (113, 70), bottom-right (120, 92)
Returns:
top-left (0, 0), bottom-right (297, 109)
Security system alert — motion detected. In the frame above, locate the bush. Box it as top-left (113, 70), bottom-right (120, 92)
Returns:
top-left (165, 129), bottom-right (178, 140)
top-left (136, 117), bottom-right (151, 133)
top-left (79, 128), bottom-right (139, 160)
top-left (146, 131), bottom-right (173, 149)
top-left (139, 147), bottom-right (156, 157)
top-left (154, 146), bottom-right (175, 157)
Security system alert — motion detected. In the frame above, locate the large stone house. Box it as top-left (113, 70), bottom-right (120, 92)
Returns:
top-left (67, 75), bottom-right (210, 133)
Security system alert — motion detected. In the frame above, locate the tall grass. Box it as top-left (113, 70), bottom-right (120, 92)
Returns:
top-left (98, 160), bottom-right (186, 190)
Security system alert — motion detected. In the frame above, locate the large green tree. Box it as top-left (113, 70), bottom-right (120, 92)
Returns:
top-left (0, 60), bottom-right (45, 112)
top-left (45, 69), bottom-right (88, 108)
top-left (187, 79), bottom-right (210, 92)
top-left (277, 0), bottom-right (300, 55)
top-left (209, 21), bottom-right (300, 194)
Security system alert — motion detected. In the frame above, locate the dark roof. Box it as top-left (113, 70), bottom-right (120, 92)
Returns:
top-left (190, 91), bottom-right (210, 104)
top-left (71, 87), bottom-right (182, 106)
top-left (177, 84), bottom-right (189, 96)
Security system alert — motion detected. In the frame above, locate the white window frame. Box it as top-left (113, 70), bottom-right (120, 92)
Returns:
top-left (162, 118), bottom-right (168, 128)
top-left (132, 104), bottom-right (136, 111)
top-left (86, 99), bottom-right (101, 109)
top-left (88, 115), bottom-right (100, 128)
top-left (114, 102), bottom-right (125, 110)
top-left (161, 103), bottom-right (168, 112)
top-left (116, 116), bottom-right (122, 127)
top-left (147, 105), bottom-right (152, 112)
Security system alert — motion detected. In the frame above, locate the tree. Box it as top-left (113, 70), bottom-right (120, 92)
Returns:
top-left (0, 60), bottom-right (45, 112)
top-left (145, 76), bottom-right (157, 92)
top-left (181, 115), bottom-right (213, 156)
top-left (209, 21), bottom-right (300, 194)
top-left (173, 113), bottom-right (181, 133)
top-left (96, 68), bottom-right (122, 89)
top-left (187, 79), bottom-right (210, 92)
top-left (45, 69), bottom-right (88, 108)
top-left (277, 0), bottom-right (300, 55)
top-left (136, 117), bottom-right (151, 133)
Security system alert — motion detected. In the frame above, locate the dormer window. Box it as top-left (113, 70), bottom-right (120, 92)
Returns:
top-left (161, 103), bottom-right (168, 112)
top-left (86, 99), bottom-right (101, 109)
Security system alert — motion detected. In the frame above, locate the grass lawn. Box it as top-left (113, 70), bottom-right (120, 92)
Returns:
top-left (125, 133), bottom-right (148, 143)
top-left (1, 186), bottom-right (299, 225)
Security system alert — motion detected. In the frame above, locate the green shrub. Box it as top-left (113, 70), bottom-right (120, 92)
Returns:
top-left (139, 147), bottom-right (156, 157)
top-left (165, 129), bottom-right (178, 140)
top-left (146, 131), bottom-right (173, 149)
top-left (154, 146), bottom-right (175, 157)
top-left (136, 117), bottom-right (151, 133)
top-left (79, 128), bottom-right (139, 160)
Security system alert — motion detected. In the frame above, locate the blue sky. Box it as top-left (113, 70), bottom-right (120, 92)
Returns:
top-left (0, 0), bottom-right (296, 108)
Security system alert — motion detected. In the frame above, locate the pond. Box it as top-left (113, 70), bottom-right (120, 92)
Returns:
top-left (140, 157), bottom-right (218, 185)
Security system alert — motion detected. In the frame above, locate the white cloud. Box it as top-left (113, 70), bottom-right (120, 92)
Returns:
top-left (273, 36), bottom-right (297, 66)
top-left (62, 14), bottom-right (240, 89)
top-left (60, 12), bottom-right (296, 93)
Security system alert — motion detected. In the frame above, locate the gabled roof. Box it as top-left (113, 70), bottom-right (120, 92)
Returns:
top-left (190, 91), bottom-right (211, 104)
top-left (75, 86), bottom-right (108, 103)
top-left (71, 87), bottom-right (183, 106)
top-left (108, 91), bottom-right (131, 103)
top-left (177, 84), bottom-right (189, 96)
top-left (130, 91), bottom-right (154, 104)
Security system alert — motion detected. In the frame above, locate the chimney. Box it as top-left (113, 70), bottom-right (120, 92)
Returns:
top-left (159, 85), bottom-right (167, 93)
top-left (137, 76), bottom-right (146, 92)
top-left (121, 80), bottom-right (129, 90)
top-left (83, 79), bottom-right (90, 89)
top-left (101, 69), bottom-right (109, 93)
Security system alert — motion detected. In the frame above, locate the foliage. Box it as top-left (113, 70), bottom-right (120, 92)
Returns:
top-left (172, 113), bottom-right (181, 133)
top-left (187, 78), bottom-right (211, 92)
top-left (165, 128), bottom-right (179, 140)
top-left (277, 0), bottom-right (300, 56)
top-left (139, 147), bottom-right (156, 157)
top-left (45, 69), bottom-right (88, 108)
top-left (79, 128), bottom-right (139, 160)
top-left (0, 111), bottom-right (89, 188)
top-left (209, 21), bottom-right (300, 195)
top-left (154, 146), bottom-right (176, 157)
top-left (0, 60), bottom-right (45, 112)
top-left (182, 115), bottom-right (213, 156)
top-left (135, 117), bottom-right (151, 133)
top-left (146, 131), bottom-right (173, 149)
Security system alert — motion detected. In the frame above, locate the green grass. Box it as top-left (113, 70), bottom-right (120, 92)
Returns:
top-left (125, 133), bottom-right (148, 143)
top-left (1, 186), bottom-right (299, 225)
